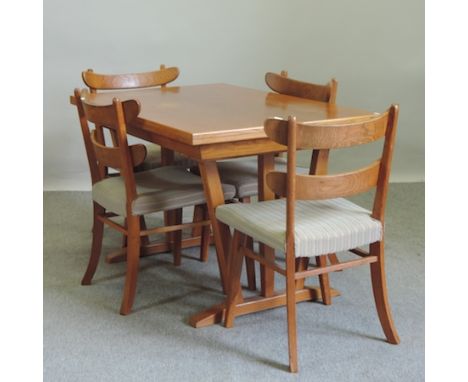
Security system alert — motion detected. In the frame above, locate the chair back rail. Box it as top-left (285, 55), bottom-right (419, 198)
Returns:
top-left (264, 113), bottom-right (388, 149)
top-left (82, 65), bottom-right (180, 92)
top-left (265, 71), bottom-right (338, 176)
top-left (267, 160), bottom-right (381, 200)
top-left (82, 65), bottom-right (179, 152)
top-left (90, 130), bottom-right (147, 169)
top-left (74, 88), bottom-right (143, 210)
top-left (265, 71), bottom-right (337, 104)
top-left (264, 105), bottom-right (399, 227)
top-left (80, 96), bottom-right (140, 129)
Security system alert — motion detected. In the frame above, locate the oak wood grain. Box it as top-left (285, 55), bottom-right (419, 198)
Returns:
top-left (79, 84), bottom-right (372, 145)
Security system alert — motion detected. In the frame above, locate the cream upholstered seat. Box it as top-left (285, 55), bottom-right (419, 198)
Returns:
top-left (215, 157), bottom-right (287, 199)
top-left (216, 198), bottom-right (382, 258)
top-left (138, 144), bottom-right (196, 171)
top-left (93, 166), bottom-right (235, 217)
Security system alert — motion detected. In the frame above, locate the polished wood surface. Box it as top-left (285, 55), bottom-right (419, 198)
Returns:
top-left (264, 113), bottom-right (385, 149)
top-left (265, 71), bottom-right (337, 103)
top-left (82, 65), bottom-right (180, 91)
top-left (267, 160), bottom-right (381, 200)
top-left (80, 84), bottom-right (372, 145)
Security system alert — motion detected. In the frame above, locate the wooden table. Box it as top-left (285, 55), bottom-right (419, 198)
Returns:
top-left (78, 83), bottom-right (374, 327)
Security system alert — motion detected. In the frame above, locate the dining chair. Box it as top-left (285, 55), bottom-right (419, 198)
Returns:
top-left (83, 65), bottom-right (207, 258)
top-left (82, 65), bottom-right (196, 170)
top-left (74, 88), bottom-right (235, 315)
top-left (212, 71), bottom-right (339, 291)
top-left (217, 106), bottom-right (400, 372)
top-left (216, 71), bottom-right (338, 199)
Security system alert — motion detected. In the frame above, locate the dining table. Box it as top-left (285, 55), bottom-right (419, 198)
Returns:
top-left (72, 83), bottom-right (375, 327)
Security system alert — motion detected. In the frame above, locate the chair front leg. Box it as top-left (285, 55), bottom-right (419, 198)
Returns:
top-left (244, 235), bottom-right (256, 291)
top-left (369, 241), bottom-right (400, 344)
top-left (239, 197), bottom-right (256, 291)
top-left (120, 215), bottom-right (141, 315)
top-left (192, 204), bottom-right (205, 238)
top-left (285, 251), bottom-right (298, 373)
top-left (81, 202), bottom-right (105, 285)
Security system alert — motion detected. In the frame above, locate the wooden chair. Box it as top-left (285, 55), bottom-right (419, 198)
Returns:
top-left (217, 106), bottom-right (400, 372)
top-left (82, 65), bottom-right (196, 170)
top-left (74, 88), bottom-right (235, 315)
top-left (83, 66), bottom-right (207, 260)
top-left (213, 71), bottom-right (339, 290)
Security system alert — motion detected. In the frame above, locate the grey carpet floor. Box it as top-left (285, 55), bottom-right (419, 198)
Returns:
top-left (44, 183), bottom-right (424, 382)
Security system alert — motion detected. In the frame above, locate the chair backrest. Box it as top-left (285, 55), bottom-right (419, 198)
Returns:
top-left (264, 105), bottom-right (399, 251)
top-left (74, 88), bottom-right (146, 209)
top-left (82, 65), bottom-right (178, 149)
top-left (82, 64), bottom-right (180, 93)
top-left (265, 71), bottom-right (338, 174)
top-left (265, 71), bottom-right (338, 105)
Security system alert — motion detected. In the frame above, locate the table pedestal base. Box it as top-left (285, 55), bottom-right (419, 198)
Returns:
top-left (189, 286), bottom-right (341, 328)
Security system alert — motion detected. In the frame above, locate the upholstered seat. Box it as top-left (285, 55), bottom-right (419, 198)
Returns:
top-left (139, 144), bottom-right (197, 171)
top-left (93, 166), bottom-right (235, 217)
top-left (216, 198), bottom-right (382, 258)
top-left (216, 157), bottom-right (305, 199)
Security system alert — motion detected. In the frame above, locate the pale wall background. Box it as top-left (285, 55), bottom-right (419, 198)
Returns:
top-left (44, 0), bottom-right (424, 190)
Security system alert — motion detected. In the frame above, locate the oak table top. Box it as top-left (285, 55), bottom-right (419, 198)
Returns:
top-left (79, 83), bottom-right (373, 146)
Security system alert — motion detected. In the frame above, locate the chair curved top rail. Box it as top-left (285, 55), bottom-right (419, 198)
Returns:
top-left (82, 66), bottom-right (180, 91)
top-left (264, 112), bottom-right (387, 149)
top-left (265, 72), bottom-right (337, 104)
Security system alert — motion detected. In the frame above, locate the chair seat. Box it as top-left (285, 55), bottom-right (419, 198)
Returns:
top-left (139, 144), bottom-right (197, 171)
top-left (217, 156), bottom-right (302, 199)
top-left (216, 198), bottom-right (382, 257)
top-left (93, 166), bottom-right (236, 216)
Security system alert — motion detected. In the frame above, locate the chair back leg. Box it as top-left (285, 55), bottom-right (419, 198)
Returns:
top-left (224, 230), bottom-right (245, 328)
top-left (369, 241), bottom-right (400, 344)
top-left (120, 215), bottom-right (141, 315)
top-left (316, 255), bottom-right (332, 305)
top-left (81, 202), bottom-right (105, 285)
top-left (286, 251), bottom-right (298, 373)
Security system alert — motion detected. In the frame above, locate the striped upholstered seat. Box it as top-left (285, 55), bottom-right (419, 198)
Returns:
top-left (215, 156), bottom-right (311, 200)
top-left (139, 144), bottom-right (198, 171)
top-left (93, 166), bottom-right (235, 217)
top-left (216, 198), bottom-right (382, 257)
